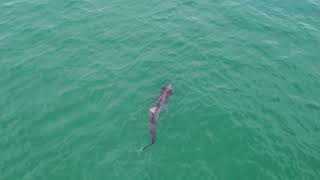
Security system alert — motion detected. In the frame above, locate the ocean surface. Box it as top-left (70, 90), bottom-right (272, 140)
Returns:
top-left (1, 0), bottom-right (320, 179)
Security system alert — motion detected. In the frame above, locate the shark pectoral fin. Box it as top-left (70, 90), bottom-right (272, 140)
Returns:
top-left (163, 105), bottom-right (168, 112)
top-left (149, 107), bottom-right (156, 114)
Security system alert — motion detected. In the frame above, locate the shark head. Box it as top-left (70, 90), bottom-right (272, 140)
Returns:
top-left (166, 84), bottom-right (172, 90)
top-left (165, 84), bottom-right (173, 97)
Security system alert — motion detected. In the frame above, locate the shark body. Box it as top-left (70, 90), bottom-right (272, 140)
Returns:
top-left (143, 84), bottom-right (173, 150)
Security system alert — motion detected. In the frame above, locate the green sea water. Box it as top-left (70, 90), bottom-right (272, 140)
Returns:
top-left (1, 0), bottom-right (320, 179)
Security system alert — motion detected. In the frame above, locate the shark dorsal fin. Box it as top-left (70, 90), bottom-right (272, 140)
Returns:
top-left (149, 107), bottom-right (156, 114)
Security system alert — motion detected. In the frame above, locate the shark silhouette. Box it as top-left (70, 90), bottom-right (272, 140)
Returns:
top-left (143, 84), bottom-right (173, 151)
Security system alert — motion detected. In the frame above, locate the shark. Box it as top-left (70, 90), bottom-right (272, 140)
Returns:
top-left (142, 84), bottom-right (173, 151)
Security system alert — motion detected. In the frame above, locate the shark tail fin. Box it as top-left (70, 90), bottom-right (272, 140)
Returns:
top-left (142, 142), bottom-right (154, 151)
top-left (149, 107), bottom-right (156, 114)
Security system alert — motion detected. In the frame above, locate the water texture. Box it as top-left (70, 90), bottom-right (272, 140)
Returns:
top-left (1, 0), bottom-right (320, 179)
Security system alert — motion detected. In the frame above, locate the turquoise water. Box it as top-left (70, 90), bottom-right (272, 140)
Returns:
top-left (1, 0), bottom-right (320, 179)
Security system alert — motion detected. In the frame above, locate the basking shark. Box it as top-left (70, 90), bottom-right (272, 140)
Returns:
top-left (142, 84), bottom-right (173, 151)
